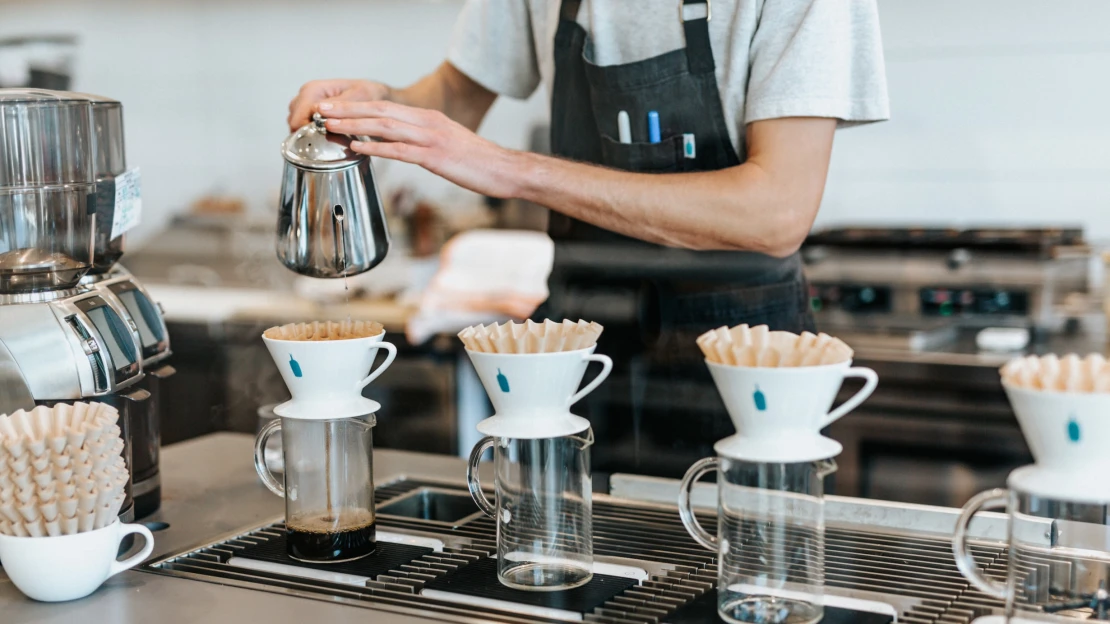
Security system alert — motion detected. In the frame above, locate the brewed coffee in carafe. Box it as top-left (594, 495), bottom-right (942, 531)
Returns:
top-left (255, 414), bottom-right (377, 562)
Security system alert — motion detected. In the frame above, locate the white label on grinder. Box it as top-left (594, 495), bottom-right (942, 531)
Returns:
top-left (111, 168), bottom-right (142, 239)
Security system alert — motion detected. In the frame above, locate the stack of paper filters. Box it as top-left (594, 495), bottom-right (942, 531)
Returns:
top-left (263, 320), bottom-right (385, 341)
top-left (458, 319), bottom-right (604, 353)
top-left (696, 323), bottom-right (853, 366)
top-left (1001, 353), bottom-right (1110, 392)
top-left (0, 403), bottom-right (128, 537)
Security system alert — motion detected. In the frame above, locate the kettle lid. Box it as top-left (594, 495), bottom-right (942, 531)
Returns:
top-left (282, 113), bottom-right (365, 171)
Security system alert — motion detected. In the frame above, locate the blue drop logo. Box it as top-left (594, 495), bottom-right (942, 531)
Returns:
top-left (288, 354), bottom-right (303, 378)
top-left (496, 368), bottom-right (510, 393)
top-left (1068, 416), bottom-right (1081, 443)
top-left (753, 385), bottom-right (767, 411)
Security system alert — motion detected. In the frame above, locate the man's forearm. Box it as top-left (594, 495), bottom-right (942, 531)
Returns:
top-left (510, 155), bottom-right (796, 255)
top-left (507, 117), bottom-right (836, 256)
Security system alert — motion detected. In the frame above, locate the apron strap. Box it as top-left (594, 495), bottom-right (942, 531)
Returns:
top-left (560, 0), bottom-right (582, 21)
top-left (682, 0), bottom-right (715, 74)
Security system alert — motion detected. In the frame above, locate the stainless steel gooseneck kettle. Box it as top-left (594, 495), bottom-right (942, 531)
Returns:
top-left (277, 113), bottom-right (390, 278)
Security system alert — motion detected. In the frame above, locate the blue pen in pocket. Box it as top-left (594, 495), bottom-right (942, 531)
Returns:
top-left (647, 111), bottom-right (661, 144)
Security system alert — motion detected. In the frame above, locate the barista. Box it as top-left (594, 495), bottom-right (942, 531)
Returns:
top-left (289, 0), bottom-right (889, 476)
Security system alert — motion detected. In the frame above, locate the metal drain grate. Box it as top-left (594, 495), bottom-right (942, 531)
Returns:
top-left (145, 478), bottom-right (1044, 624)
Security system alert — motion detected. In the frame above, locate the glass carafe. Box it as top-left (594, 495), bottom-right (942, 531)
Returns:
top-left (466, 430), bottom-right (594, 591)
top-left (254, 414), bottom-right (376, 563)
top-left (679, 457), bottom-right (836, 624)
top-left (954, 481), bottom-right (1110, 621)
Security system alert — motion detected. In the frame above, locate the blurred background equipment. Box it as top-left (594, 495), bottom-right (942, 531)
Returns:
top-left (0, 34), bottom-right (76, 90)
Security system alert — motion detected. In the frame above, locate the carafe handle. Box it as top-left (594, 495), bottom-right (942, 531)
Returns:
top-left (822, 367), bottom-right (879, 428)
top-left (466, 436), bottom-right (498, 519)
top-left (358, 342), bottom-right (398, 389)
top-left (678, 457), bottom-right (719, 552)
top-left (253, 419), bottom-right (285, 497)
top-left (952, 488), bottom-right (1010, 601)
top-left (568, 354), bottom-right (613, 407)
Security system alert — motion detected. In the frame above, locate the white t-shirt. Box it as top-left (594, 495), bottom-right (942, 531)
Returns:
top-left (447, 0), bottom-right (891, 155)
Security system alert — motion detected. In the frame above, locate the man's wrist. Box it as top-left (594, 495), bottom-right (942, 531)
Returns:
top-left (507, 150), bottom-right (551, 203)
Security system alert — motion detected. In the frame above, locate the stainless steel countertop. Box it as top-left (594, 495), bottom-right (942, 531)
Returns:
top-left (2, 433), bottom-right (1027, 623)
top-left (1, 433), bottom-right (476, 624)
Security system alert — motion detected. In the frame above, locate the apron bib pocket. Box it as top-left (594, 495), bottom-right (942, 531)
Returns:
top-left (600, 134), bottom-right (690, 173)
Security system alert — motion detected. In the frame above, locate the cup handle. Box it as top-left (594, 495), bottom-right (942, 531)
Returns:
top-left (253, 419), bottom-right (284, 496)
top-left (357, 341), bottom-right (398, 389)
top-left (568, 354), bottom-right (613, 407)
top-left (821, 366), bottom-right (879, 428)
top-left (952, 488), bottom-right (1011, 601)
top-left (466, 436), bottom-right (498, 519)
top-left (678, 457), bottom-right (719, 552)
top-left (108, 523), bottom-right (155, 578)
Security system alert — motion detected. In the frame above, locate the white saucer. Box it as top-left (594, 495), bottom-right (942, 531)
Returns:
top-left (714, 433), bottom-right (842, 463)
top-left (1008, 464), bottom-right (1110, 504)
top-left (273, 397), bottom-right (381, 420)
top-left (476, 413), bottom-right (590, 439)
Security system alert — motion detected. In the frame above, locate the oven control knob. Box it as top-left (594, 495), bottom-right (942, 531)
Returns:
top-left (947, 248), bottom-right (971, 270)
top-left (82, 338), bottom-right (100, 355)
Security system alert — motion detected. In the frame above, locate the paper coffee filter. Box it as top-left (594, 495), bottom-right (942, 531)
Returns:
top-left (263, 320), bottom-right (385, 341)
top-left (697, 324), bottom-right (854, 368)
top-left (1001, 353), bottom-right (1110, 393)
top-left (0, 402), bottom-right (129, 537)
top-left (458, 319), bottom-right (604, 354)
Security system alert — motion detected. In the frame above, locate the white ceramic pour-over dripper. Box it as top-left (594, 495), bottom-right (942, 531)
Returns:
top-left (1003, 383), bottom-right (1110, 502)
top-left (707, 359), bottom-right (878, 462)
top-left (263, 332), bottom-right (396, 419)
top-left (467, 346), bottom-right (612, 439)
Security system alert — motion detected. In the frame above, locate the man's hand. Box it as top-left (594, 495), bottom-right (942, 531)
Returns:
top-left (324, 100), bottom-right (521, 199)
top-left (287, 79), bottom-right (392, 131)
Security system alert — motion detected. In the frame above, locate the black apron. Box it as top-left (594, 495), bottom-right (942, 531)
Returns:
top-left (540, 0), bottom-right (815, 478)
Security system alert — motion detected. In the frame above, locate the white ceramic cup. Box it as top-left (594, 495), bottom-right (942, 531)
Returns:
top-left (263, 330), bottom-right (397, 419)
top-left (708, 359), bottom-right (878, 441)
top-left (0, 519), bottom-right (154, 602)
top-left (467, 346), bottom-right (613, 439)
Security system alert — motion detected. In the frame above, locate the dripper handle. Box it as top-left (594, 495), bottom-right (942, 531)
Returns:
top-left (253, 419), bottom-right (285, 497)
top-left (677, 456), bottom-right (719, 552)
top-left (466, 436), bottom-right (498, 519)
top-left (358, 342), bottom-right (398, 389)
top-left (822, 367), bottom-right (879, 428)
top-left (952, 488), bottom-right (1011, 601)
top-left (568, 354), bottom-right (613, 408)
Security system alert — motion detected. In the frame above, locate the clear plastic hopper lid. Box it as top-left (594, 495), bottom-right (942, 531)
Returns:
top-left (0, 88), bottom-right (94, 188)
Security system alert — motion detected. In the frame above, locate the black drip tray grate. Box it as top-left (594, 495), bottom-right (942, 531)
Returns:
top-left (236, 532), bottom-right (432, 580)
top-left (665, 590), bottom-right (894, 624)
top-left (422, 556), bottom-right (638, 615)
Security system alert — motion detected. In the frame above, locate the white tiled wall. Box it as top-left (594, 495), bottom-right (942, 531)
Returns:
top-left (3, 0), bottom-right (1109, 244)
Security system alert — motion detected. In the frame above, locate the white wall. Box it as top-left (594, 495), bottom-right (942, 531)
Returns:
top-left (820, 0), bottom-right (1110, 238)
top-left (3, 0), bottom-right (1109, 243)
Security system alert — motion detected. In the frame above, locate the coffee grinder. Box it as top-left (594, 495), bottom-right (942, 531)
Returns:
top-left (0, 88), bottom-right (172, 524)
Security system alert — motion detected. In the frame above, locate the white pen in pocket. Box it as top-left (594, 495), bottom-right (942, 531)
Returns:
top-left (617, 111), bottom-right (631, 144)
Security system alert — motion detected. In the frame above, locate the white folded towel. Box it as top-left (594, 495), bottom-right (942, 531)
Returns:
top-left (405, 229), bottom-right (554, 345)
